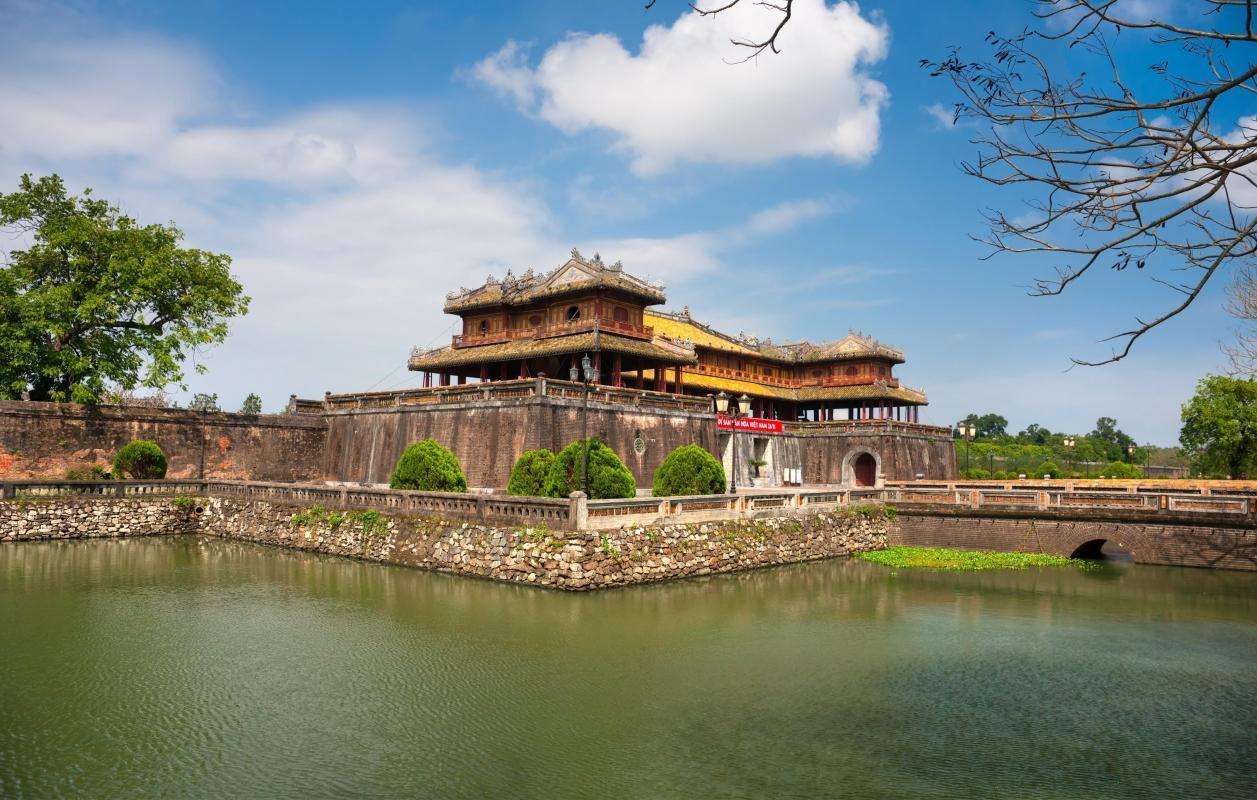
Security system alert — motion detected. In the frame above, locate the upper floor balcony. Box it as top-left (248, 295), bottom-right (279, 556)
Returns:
top-left (451, 318), bottom-right (654, 348)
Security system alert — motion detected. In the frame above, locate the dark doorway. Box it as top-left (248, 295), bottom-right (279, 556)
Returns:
top-left (1070, 539), bottom-right (1133, 561)
top-left (854, 453), bottom-right (877, 487)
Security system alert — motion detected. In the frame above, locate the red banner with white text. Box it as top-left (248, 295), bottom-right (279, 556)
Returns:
top-left (715, 415), bottom-right (783, 434)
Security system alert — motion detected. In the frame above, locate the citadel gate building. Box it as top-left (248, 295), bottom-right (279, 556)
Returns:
top-left (321, 252), bottom-right (954, 490)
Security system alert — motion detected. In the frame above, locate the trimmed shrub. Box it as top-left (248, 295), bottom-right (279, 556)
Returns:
top-left (1032, 461), bottom-right (1062, 479)
top-left (112, 440), bottom-right (167, 479)
top-left (652, 444), bottom-right (726, 497)
top-left (389, 439), bottom-right (467, 492)
top-left (964, 467), bottom-right (991, 480)
top-left (1101, 461), bottom-right (1143, 479)
top-left (507, 449), bottom-right (556, 497)
top-left (543, 438), bottom-right (636, 499)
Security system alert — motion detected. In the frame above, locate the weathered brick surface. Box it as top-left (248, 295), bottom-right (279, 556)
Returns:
top-left (323, 398), bottom-right (954, 489)
top-left (892, 508), bottom-right (1257, 571)
top-left (0, 401), bottom-right (326, 482)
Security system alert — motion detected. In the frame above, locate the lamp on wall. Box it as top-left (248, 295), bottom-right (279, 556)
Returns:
top-left (571, 353), bottom-right (600, 495)
top-left (717, 392), bottom-right (753, 494)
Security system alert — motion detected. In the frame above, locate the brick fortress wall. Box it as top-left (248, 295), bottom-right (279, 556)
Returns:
top-left (0, 401), bottom-right (327, 482)
top-left (323, 396), bottom-right (955, 489)
top-left (0, 395), bottom-right (955, 489)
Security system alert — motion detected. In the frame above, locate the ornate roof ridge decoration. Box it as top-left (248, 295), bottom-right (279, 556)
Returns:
top-left (444, 249), bottom-right (667, 312)
top-left (647, 309), bottom-right (906, 364)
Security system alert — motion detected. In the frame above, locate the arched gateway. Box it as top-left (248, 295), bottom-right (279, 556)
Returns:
top-left (843, 450), bottom-right (882, 487)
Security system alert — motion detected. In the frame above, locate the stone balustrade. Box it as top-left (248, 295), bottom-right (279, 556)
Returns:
top-left (3, 480), bottom-right (1253, 532)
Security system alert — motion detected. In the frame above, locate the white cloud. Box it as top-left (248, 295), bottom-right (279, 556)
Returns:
top-left (0, 7), bottom-right (840, 405)
top-left (474, 0), bottom-right (889, 174)
top-left (471, 39), bottom-right (537, 110)
top-left (924, 102), bottom-right (957, 129)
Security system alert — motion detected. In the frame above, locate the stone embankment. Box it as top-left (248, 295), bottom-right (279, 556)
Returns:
top-left (0, 496), bottom-right (888, 590)
top-left (0, 498), bottom-right (200, 540)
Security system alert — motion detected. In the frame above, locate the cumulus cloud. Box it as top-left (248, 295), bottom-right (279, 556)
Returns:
top-left (0, 8), bottom-right (837, 403)
top-left (474, 0), bottom-right (889, 173)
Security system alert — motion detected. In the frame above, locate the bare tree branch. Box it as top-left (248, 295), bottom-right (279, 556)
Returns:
top-left (647, 0), bottom-right (794, 61)
top-left (922, 0), bottom-right (1257, 365)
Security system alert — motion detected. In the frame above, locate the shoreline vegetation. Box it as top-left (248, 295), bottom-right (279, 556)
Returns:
top-left (860, 546), bottom-right (1088, 571)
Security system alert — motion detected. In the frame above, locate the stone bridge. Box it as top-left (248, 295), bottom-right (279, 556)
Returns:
top-left (890, 504), bottom-right (1257, 572)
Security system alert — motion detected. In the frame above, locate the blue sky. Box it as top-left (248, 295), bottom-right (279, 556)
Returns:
top-left (0, 0), bottom-right (1240, 444)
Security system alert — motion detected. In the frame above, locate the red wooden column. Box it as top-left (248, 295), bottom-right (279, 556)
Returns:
top-left (457, 374), bottom-right (465, 385)
top-left (613, 354), bottom-right (623, 387)
top-left (479, 364), bottom-right (489, 382)
top-left (654, 362), bottom-right (666, 392)
top-left (674, 364), bottom-right (684, 394)
top-left (518, 360), bottom-right (530, 379)
top-left (439, 371), bottom-right (449, 387)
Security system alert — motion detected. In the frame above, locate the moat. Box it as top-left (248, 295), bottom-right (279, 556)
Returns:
top-left (2, 538), bottom-right (1255, 800)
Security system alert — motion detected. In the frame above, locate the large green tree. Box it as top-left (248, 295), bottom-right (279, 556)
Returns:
top-left (0, 174), bottom-right (248, 402)
top-left (1180, 375), bottom-right (1257, 479)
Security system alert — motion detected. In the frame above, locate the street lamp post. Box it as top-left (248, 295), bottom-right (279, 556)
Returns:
top-left (570, 353), bottom-right (600, 495)
top-left (957, 422), bottom-right (976, 473)
top-left (1064, 435), bottom-right (1075, 473)
top-left (1128, 443), bottom-right (1137, 465)
top-left (715, 392), bottom-right (752, 493)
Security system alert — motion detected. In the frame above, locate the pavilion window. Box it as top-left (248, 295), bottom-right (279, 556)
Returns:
top-left (567, 305), bottom-right (580, 321)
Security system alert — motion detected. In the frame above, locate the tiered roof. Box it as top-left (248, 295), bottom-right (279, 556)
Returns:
top-left (444, 249), bottom-right (666, 314)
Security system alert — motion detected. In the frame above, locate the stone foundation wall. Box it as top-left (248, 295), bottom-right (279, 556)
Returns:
top-left (0, 497), bottom-right (200, 541)
top-left (0, 401), bottom-right (327, 482)
top-left (0, 496), bottom-right (887, 590)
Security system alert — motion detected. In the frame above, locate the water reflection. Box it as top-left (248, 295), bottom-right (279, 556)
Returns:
top-left (2, 538), bottom-right (1255, 800)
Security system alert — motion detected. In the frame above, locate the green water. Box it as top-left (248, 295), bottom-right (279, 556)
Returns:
top-left (1, 538), bottom-right (1255, 800)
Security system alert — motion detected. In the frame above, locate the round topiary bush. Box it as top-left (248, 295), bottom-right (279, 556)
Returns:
top-left (542, 438), bottom-right (636, 499)
top-left (507, 449), bottom-right (556, 496)
top-left (112, 440), bottom-right (167, 479)
top-left (1032, 461), bottom-right (1062, 479)
top-left (964, 467), bottom-right (991, 480)
top-left (652, 444), bottom-right (726, 497)
top-left (389, 439), bottom-right (468, 492)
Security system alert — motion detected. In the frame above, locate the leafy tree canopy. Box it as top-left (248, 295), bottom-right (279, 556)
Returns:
top-left (189, 392), bottom-right (220, 412)
top-left (239, 393), bottom-right (262, 415)
top-left (955, 412), bottom-right (1008, 440)
top-left (0, 174), bottom-right (248, 403)
top-left (1180, 375), bottom-right (1257, 479)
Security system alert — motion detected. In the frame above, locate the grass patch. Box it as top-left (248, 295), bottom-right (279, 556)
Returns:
top-left (860, 546), bottom-right (1081, 571)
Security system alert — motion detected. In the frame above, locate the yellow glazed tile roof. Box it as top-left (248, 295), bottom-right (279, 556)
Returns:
top-left (646, 309), bottom-right (906, 365)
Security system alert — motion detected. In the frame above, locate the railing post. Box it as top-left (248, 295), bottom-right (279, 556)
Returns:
top-left (340, 487), bottom-right (349, 510)
top-left (477, 495), bottom-right (487, 523)
top-left (569, 491), bottom-right (588, 530)
top-left (115, 483), bottom-right (126, 497)
top-left (1, 483), bottom-right (12, 500)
